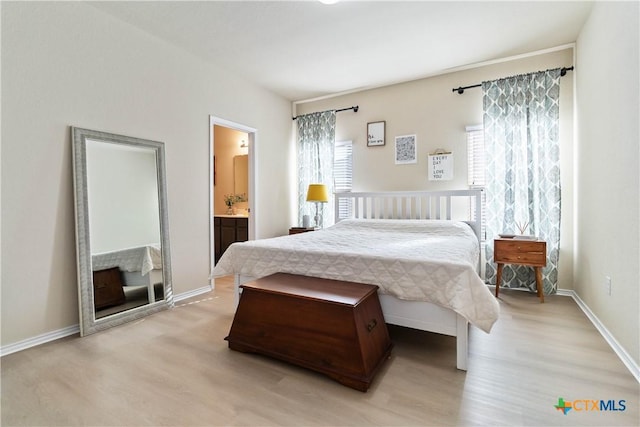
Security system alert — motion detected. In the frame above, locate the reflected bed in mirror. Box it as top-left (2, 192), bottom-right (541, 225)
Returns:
top-left (72, 127), bottom-right (173, 336)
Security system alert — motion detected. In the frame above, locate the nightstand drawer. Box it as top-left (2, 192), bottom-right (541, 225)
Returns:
top-left (495, 251), bottom-right (546, 265)
top-left (494, 240), bottom-right (546, 266)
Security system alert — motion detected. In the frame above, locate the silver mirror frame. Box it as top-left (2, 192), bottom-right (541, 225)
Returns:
top-left (72, 127), bottom-right (174, 336)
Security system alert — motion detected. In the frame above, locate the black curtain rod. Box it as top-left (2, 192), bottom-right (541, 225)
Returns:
top-left (452, 66), bottom-right (574, 94)
top-left (292, 105), bottom-right (359, 120)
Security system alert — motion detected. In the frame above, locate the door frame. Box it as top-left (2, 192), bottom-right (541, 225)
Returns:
top-left (209, 116), bottom-right (257, 287)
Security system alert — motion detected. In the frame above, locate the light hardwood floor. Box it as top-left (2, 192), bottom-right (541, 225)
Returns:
top-left (2, 276), bottom-right (638, 426)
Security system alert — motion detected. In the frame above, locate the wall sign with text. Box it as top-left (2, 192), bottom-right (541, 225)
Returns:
top-left (367, 121), bottom-right (385, 147)
top-left (428, 151), bottom-right (453, 181)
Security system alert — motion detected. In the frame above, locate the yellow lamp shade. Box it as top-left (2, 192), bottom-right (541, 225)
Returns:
top-left (306, 184), bottom-right (329, 203)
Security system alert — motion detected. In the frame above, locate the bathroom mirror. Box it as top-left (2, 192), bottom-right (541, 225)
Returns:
top-left (233, 154), bottom-right (248, 196)
top-left (72, 127), bottom-right (173, 336)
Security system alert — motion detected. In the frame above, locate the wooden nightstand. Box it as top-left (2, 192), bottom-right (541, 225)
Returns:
top-left (494, 238), bottom-right (547, 302)
top-left (289, 227), bottom-right (315, 235)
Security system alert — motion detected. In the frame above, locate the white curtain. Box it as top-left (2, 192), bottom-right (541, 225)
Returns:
top-left (483, 69), bottom-right (562, 294)
top-left (297, 110), bottom-right (336, 228)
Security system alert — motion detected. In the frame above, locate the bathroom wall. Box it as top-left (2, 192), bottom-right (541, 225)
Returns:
top-left (213, 125), bottom-right (249, 215)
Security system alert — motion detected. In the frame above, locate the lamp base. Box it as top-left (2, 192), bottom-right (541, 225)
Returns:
top-left (314, 203), bottom-right (322, 228)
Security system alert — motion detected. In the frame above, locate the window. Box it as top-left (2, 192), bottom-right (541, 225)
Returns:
top-left (466, 125), bottom-right (485, 187)
top-left (466, 125), bottom-right (486, 240)
top-left (334, 141), bottom-right (353, 219)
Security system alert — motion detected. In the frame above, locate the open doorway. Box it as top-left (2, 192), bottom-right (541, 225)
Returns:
top-left (209, 116), bottom-right (256, 287)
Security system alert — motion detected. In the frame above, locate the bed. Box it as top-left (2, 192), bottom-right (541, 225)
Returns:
top-left (211, 190), bottom-right (499, 370)
top-left (92, 244), bottom-right (163, 302)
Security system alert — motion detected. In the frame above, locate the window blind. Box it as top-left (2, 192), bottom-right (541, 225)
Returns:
top-left (334, 141), bottom-right (353, 219)
top-left (466, 125), bottom-right (485, 187)
top-left (466, 125), bottom-right (486, 240)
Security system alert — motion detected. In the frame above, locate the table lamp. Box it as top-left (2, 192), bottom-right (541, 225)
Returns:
top-left (306, 184), bottom-right (329, 228)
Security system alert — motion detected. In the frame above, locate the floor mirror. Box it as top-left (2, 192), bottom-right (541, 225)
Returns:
top-left (72, 127), bottom-right (174, 336)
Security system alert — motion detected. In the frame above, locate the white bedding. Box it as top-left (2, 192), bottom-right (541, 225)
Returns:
top-left (212, 219), bottom-right (499, 333)
top-left (92, 244), bottom-right (161, 276)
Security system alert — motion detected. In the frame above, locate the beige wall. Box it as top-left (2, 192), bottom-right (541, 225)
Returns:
top-left (296, 48), bottom-right (575, 291)
top-left (575, 1), bottom-right (639, 366)
top-left (1, 2), bottom-right (292, 347)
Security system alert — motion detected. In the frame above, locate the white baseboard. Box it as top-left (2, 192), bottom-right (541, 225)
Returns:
top-left (0, 284), bottom-right (214, 357)
top-left (173, 284), bottom-right (212, 302)
top-left (0, 324), bottom-right (81, 357)
top-left (558, 288), bottom-right (640, 383)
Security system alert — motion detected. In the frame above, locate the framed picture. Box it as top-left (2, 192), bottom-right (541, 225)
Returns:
top-left (395, 134), bottom-right (417, 164)
top-left (367, 121), bottom-right (385, 146)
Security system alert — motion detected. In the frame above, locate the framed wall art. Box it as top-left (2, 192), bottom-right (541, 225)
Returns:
top-left (367, 121), bottom-right (385, 146)
top-left (395, 134), bottom-right (417, 164)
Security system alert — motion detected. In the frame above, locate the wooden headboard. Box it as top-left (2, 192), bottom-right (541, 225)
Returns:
top-left (334, 190), bottom-right (483, 245)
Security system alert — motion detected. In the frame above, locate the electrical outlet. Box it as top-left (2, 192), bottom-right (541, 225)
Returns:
top-left (605, 276), bottom-right (612, 296)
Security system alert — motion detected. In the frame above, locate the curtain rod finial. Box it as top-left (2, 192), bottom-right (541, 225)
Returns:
top-left (560, 66), bottom-right (574, 76)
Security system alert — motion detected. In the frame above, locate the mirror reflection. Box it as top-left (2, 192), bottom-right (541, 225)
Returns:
top-left (86, 141), bottom-right (164, 319)
top-left (72, 127), bottom-right (173, 336)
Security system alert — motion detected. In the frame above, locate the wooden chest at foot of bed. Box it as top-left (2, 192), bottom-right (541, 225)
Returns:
top-left (225, 273), bottom-right (393, 392)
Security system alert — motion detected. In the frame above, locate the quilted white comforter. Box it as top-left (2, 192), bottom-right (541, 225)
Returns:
top-left (92, 244), bottom-right (162, 276)
top-left (212, 219), bottom-right (499, 333)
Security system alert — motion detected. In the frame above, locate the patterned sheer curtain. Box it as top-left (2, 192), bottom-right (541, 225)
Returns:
top-left (297, 110), bottom-right (336, 228)
top-left (483, 69), bottom-right (562, 294)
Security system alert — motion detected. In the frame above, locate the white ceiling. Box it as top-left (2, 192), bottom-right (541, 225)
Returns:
top-left (91, 1), bottom-right (593, 101)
